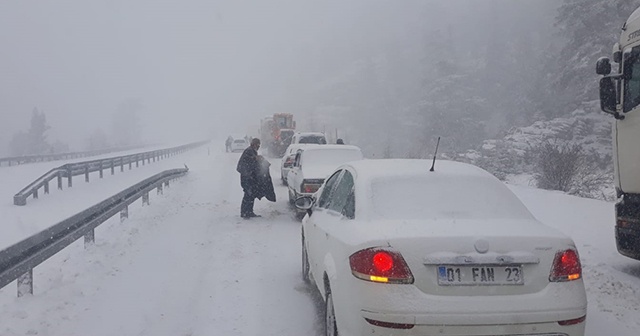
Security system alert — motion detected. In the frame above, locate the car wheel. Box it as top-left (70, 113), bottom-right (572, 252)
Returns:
top-left (325, 291), bottom-right (338, 336)
top-left (302, 233), bottom-right (310, 284)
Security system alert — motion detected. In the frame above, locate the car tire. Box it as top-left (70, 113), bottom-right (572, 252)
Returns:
top-left (302, 233), bottom-right (310, 284)
top-left (325, 291), bottom-right (338, 336)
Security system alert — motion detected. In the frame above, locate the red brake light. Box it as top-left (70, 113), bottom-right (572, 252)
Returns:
top-left (373, 252), bottom-right (393, 272)
top-left (349, 248), bottom-right (414, 284)
top-left (549, 249), bottom-right (582, 282)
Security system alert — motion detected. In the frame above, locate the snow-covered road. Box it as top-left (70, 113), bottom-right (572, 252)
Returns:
top-left (0, 150), bottom-right (323, 336)
top-left (0, 147), bottom-right (639, 335)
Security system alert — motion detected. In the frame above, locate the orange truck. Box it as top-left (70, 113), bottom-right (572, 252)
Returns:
top-left (260, 113), bottom-right (296, 157)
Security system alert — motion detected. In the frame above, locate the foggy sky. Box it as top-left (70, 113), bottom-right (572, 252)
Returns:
top-left (0, 0), bottom-right (557, 155)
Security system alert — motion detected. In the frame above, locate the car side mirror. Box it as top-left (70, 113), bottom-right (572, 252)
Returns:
top-left (294, 196), bottom-right (314, 212)
top-left (596, 57), bottom-right (611, 75)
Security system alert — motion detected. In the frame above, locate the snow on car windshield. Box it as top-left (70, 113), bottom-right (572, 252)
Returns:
top-left (303, 149), bottom-right (362, 167)
top-left (371, 175), bottom-right (533, 220)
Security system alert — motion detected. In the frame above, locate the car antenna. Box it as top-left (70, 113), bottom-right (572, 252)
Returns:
top-left (429, 137), bottom-right (441, 172)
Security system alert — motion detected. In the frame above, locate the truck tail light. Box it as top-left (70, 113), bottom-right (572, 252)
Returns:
top-left (349, 248), bottom-right (414, 284)
top-left (301, 179), bottom-right (323, 194)
top-left (302, 184), bottom-right (319, 193)
top-left (284, 157), bottom-right (294, 168)
top-left (549, 249), bottom-right (582, 282)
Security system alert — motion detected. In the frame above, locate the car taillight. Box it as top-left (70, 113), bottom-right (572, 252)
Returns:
top-left (549, 249), bottom-right (582, 282)
top-left (349, 248), bottom-right (414, 284)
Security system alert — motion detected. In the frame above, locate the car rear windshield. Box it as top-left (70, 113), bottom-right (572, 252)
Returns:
top-left (303, 149), bottom-right (362, 167)
top-left (234, 140), bottom-right (246, 143)
top-left (299, 136), bottom-right (326, 144)
top-left (371, 176), bottom-right (533, 220)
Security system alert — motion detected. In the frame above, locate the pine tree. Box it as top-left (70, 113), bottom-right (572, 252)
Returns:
top-left (539, 0), bottom-right (640, 117)
top-left (27, 108), bottom-right (51, 155)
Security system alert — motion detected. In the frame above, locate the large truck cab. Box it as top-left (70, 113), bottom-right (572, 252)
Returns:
top-left (597, 6), bottom-right (640, 260)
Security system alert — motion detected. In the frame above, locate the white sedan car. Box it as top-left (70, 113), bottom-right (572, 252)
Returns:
top-left (230, 138), bottom-right (248, 152)
top-left (297, 159), bottom-right (587, 336)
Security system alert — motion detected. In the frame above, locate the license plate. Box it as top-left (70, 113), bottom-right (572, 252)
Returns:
top-left (437, 265), bottom-right (524, 286)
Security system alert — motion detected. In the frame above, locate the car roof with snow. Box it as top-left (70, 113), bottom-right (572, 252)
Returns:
top-left (285, 143), bottom-right (322, 154)
top-left (300, 144), bottom-right (360, 153)
top-left (339, 159), bottom-right (535, 221)
top-left (295, 132), bottom-right (326, 137)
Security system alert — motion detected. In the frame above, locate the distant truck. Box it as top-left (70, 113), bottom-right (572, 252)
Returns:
top-left (260, 113), bottom-right (296, 157)
top-left (596, 6), bottom-right (640, 260)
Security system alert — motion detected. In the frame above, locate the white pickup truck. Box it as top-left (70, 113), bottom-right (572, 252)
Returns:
top-left (287, 145), bottom-right (363, 218)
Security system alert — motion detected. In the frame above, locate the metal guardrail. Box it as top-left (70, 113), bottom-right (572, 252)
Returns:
top-left (0, 168), bottom-right (189, 297)
top-left (13, 140), bottom-right (208, 206)
top-left (0, 145), bottom-right (147, 167)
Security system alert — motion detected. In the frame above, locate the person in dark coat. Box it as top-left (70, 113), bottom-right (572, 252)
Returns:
top-left (225, 136), bottom-right (233, 152)
top-left (237, 138), bottom-right (262, 218)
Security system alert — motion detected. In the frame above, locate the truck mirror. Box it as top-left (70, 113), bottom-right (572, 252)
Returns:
top-left (600, 77), bottom-right (617, 114)
top-left (596, 57), bottom-right (612, 75)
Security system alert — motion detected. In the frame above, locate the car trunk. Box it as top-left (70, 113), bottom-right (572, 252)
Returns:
top-left (349, 219), bottom-right (573, 297)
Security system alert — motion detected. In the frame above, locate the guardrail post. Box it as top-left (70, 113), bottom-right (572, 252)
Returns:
top-left (57, 172), bottom-right (63, 190)
top-left (147, 155), bottom-right (150, 164)
top-left (85, 165), bottom-right (90, 182)
top-left (99, 162), bottom-right (104, 179)
top-left (157, 184), bottom-right (163, 195)
top-left (44, 180), bottom-right (50, 194)
top-left (17, 269), bottom-right (33, 297)
top-left (68, 168), bottom-right (73, 188)
top-left (111, 160), bottom-right (115, 175)
top-left (120, 158), bottom-right (124, 172)
top-left (120, 205), bottom-right (129, 222)
top-left (33, 187), bottom-right (38, 199)
top-left (137, 156), bottom-right (140, 167)
top-left (84, 229), bottom-right (94, 247)
top-left (142, 192), bottom-right (149, 206)
top-left (164, 180), bottom-right (170, 188)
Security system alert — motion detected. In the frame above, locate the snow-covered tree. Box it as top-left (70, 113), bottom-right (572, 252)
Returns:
top-left (112, 98), bottom-right (143, 147)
